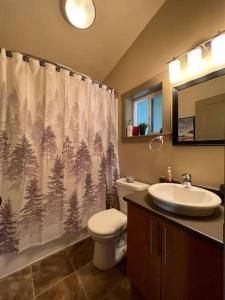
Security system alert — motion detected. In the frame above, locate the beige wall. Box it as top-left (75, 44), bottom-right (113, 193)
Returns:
top-left (105, 0), bottom-right (225, 188)
top-left (0, 0), bottom-right (165, 81)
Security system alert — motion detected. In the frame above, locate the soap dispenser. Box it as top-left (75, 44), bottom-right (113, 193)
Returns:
top-left (127, 120), bottom-right (133, 137)
top-left (166, 166), bottom-right (173, 183)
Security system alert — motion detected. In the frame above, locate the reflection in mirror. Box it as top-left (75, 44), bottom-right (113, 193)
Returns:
top-left (173, 68), bottom-right (225, 145)
top-left (124, 83), bottom-right (163, 138)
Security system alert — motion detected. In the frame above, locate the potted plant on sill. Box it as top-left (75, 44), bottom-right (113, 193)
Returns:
top-left (139, 123), bottom-right (148, 136)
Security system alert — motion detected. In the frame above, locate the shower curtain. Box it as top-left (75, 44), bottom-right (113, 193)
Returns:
top-left (0, 49), bottom-right (119, 254)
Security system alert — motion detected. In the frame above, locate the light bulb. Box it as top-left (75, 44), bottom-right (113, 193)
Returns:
top-left (187, 48), bottom-right (203, 75)
top-left (168, 59), bottom-right (181, 83)
top-left (211, 33), bottom-right (225, 66)
top-left (64, 0), bottom-right (96, 29)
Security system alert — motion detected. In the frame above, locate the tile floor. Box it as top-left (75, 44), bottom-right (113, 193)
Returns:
top-left (0, 238), bottom-right (135, 300)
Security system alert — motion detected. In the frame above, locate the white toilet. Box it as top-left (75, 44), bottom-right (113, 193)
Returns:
top-left (88, 178), bottom-right (149, 270)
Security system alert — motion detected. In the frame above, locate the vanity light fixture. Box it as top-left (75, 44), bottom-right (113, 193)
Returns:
top-left (168, 59), bottom-right (181, 83)
top-left (168, 30), bottom-right (225, 83)
top-left (63, 0), bottom-right (96, 30)
top-left (187, 48), bottom-right (203, 75)
top-left (211, 33), bottom-right (225, 66)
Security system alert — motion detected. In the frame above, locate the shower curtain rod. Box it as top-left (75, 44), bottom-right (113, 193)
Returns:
top-left (0, 47), bottom-right (118, 95)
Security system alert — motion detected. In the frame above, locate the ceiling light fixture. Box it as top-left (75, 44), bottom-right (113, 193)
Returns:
top-left (63, 0), bottom-right (96, 30)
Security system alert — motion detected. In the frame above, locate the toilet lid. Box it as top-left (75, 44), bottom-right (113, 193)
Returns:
top-left (116, 178), bottom-right (149, 191)
top-left (88, 208), bottom-right (127, 235)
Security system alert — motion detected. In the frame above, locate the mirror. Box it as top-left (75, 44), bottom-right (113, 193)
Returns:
top-left (172, 68), bottom-right (225, 145)
top-left (122, 82), bottom-right (163, 140)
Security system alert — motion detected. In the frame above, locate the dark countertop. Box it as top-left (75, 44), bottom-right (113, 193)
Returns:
top-left (124, 190), bottom-right (224, 246)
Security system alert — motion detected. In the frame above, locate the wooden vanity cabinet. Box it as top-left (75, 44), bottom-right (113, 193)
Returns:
top-left (127, 203), bottom-right (223, 300)
top-left (162, 221), bottom-right (223, 300)
top-left (127, 204), bottom-right (162, 300)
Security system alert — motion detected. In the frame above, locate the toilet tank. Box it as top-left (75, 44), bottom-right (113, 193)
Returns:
top-left (116, 178), bottom-right (149, 214)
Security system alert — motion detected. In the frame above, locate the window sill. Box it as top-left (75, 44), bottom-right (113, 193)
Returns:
top-left (121, 132), bottom-right (171, 143)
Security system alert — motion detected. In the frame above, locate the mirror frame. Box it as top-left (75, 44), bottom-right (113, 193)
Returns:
top-left (172, 67), bottom-right (225, 146)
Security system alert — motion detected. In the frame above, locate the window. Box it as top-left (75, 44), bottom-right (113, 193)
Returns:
top-left (133, 93), bottom-right (162, 135)
top-left (122, 82), bottom-right (163, 139)
top-left (152, 95), bottom-right (162, 132)
top-left (133, 98), bottom-right (149, 126)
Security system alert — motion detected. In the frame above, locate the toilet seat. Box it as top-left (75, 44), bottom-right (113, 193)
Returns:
top-left (88, 229), bottom-right (123, 244)
top-left (88, 208), bottom-right (127, 235)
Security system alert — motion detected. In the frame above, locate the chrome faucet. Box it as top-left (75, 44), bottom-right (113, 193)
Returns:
top-left (180, 173), bottom-right (192, 188)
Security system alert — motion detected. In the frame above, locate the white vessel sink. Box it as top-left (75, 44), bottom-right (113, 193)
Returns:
top-left (148, 183), bottom-right (221, 217)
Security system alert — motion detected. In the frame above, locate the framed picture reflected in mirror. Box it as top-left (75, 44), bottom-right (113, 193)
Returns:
top-left (178, 117), bottom-right (195, 142)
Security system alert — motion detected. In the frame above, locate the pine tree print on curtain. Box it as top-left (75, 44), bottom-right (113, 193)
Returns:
top-left (6, 90), bottom-right (21, 148)
top-left (62, 136), bottom-right (74, 174)
top-left (0, 199), bottom-right (18, 254)
top-left (6, 136), bottom-right (39, 190)
top-left (31, 116), bottom-right (44, 151)
top-left (106, 166), bottom-right (120, 209)
top-left (70, 102), bottom-right (79, 145)
top-left (83, 172), bottom-right (97, 219)
top-left (93, 132), bottom-right (103, 164)
top-left (106, 142), bottom-right (119, 209)
top-left (96, 155), bottom-right (107, 211)
top-left (73, 140), bottom-right (91, 183)
top-left (0, 49), bottom-right (119, 254)
top-left (20, 177), bottom-right (43, 240)
top-left (45, 156), bottom-right (65, 228)
top-left (64, 191), bottom-right (82, 234)
top-left (42, 125), bottom-right (57, 166)
top-left (106, 142), bottom-right (117, 172)
top-left (0, 131), bottom-right (10, 171)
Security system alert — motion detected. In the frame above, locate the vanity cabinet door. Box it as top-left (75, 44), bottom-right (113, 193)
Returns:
top-left (127, 203), bottom-right (162, 300)
top-left (162, 222), bottom-right (223, 300)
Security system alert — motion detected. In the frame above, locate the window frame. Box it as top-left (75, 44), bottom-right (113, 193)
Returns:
top-left (121, 81), bottom-right (164, 142)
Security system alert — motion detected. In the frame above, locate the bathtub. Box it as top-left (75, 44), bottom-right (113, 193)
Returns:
top-left (0, 228), bottom-right (89, 279)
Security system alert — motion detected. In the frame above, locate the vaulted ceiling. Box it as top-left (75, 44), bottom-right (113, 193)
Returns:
top-left (0, 0), bottom-right (165, 81)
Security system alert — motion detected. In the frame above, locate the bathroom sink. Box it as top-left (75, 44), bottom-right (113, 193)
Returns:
top-left (148, 183), bottom-right (221, 217)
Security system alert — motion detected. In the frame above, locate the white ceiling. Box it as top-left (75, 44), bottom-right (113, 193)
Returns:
top-left (0, 0), bottom-right (165, 81)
